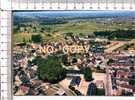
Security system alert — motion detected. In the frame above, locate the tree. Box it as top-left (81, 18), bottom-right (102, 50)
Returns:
top-left (37, 56), bottom-right (67, 83)
top-left (81, 67), bottom-right (93, 81)
top-left (31, 34), bottom-right (42, 43)
top-left (62, 54), bottom-right (69, 66)
top-left (129, 79), bottom-right (135, 85)
top-left (107, 58), bottom-right (114, 65)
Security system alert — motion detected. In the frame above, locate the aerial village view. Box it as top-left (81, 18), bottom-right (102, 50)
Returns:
top-left (13, 11), bottom-right (135, 96)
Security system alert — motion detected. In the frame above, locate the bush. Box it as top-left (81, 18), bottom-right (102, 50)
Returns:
top-left (96, 89), bottom-right (105, 96)
top-left (31, 34), bottom-right (43, 43)
top-left (129, 79), bottom-right (135, 85)
top-left (107, 59), bottom-right (114, 65)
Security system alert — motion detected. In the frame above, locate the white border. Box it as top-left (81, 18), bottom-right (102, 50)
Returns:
top-left (0, 0), bottom-right (135, 10)
top-left (0, 10), bottom-right (12, 100)
top-left (13, 96), bottom-right (135, 100)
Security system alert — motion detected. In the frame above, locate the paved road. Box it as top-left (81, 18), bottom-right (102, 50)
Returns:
top-left (105, 60), bottom-right (112, 96)
top-left (106, 67), bottom-right (112, 96)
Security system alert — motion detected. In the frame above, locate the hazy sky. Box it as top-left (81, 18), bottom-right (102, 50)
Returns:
top-left (13, 10), bottom-right (135, 18)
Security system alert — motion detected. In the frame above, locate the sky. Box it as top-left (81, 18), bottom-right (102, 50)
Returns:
top-left (13, 10), bottom-right (135, 18)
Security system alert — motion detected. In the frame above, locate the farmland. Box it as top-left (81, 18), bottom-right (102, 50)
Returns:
top-left (13, 16), bottom-right (135, 44)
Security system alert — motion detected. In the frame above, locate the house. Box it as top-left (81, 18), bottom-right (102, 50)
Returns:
top-left (116, 70), bottom-right (129, 79)
top-left (118, 84), bottom-right (135, 94)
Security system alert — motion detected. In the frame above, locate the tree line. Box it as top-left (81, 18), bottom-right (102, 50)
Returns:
top-left (94, 29), bottom-right (135, 40)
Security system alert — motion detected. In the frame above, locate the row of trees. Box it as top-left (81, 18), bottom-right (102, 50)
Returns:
top-left (94, 30), bottom-right (135, 40)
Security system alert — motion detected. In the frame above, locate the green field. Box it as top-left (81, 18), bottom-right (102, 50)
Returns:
top-left (13, 18), bottom-right (135, 44)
